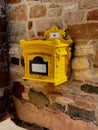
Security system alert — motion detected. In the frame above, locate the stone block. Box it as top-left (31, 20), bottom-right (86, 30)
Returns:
top-left (29, 5), bottom-right (46, 18)
top-left (81, 84), bottom-right (98, 94)
top-left (28, 31), bottom-right (35, 39)
top-left (22, 92), bottom-right (29, 100)
top-left (35, 18), bottom-right (63, 32)
top-left (73, 39), bottom-right (97, 46)
top-left (74, 44), bottom-right (95, 56)
top-left (49, 3), bottom-right (60, 8)
top-left (48, 8), bottom-right (61, 17)
top-left (29, 89), bottom-right (50, 106)
top-left (68, 105), bottom-right (96, 122)
top-left (72, 57), bottom-right (90, 69)
top-left (72, 69), bottom-right (94, 81)
top-left (79, 0), bottom-right (98, 9)
top-left (55, 96), bottom-right (74, 106)
top-left (52, 103), bottom-right (65, 112)
top-left (10, 65), bottom-right (24, 76)
top-left (9, 44), bottom-right (22, 59)
top-left (7, 5), bottom-right (27, 21)
top-left (75, 99), bottom-right (96, 111)
top-left (63, 9), bottom-right (84, 23)
top-left (7, 22), bottom-right (28, 42)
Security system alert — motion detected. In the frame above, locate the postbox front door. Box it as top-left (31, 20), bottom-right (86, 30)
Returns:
top-left (22, 44), bottom-right (55, 83)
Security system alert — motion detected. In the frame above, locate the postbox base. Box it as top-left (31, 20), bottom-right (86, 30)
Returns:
top-left (22, 76), bottom-right (68, 86)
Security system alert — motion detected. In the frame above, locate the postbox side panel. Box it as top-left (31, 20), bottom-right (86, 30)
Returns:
top-left (54, 48), bottom-right (68, 85)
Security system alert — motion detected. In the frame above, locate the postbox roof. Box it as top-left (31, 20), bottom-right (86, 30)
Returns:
top-left (20, 39), bottom-right (70, 50)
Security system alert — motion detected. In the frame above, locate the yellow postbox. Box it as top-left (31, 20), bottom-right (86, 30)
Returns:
top-left (20, 25), bottom-right (73, 86)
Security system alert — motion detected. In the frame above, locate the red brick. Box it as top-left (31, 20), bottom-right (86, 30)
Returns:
top-left (87, 10), bottom-right (98, 20)
top-left (68, 23), bottom-right (98, 39)
top-left (7, 0), bottom-right (21, 4)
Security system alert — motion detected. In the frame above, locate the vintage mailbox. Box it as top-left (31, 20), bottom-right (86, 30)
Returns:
top-left (20, 25), bottom-right (73, 86)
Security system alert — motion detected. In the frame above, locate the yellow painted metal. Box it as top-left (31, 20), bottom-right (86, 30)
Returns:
top-left (20, 25), bottom-right (73, 86)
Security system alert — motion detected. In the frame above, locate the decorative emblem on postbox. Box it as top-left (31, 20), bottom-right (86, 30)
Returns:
top-left (20, 25), bottom-right (73, 86)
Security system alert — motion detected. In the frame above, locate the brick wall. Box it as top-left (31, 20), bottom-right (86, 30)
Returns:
top-left (6, 0), bottom-right (98, 130)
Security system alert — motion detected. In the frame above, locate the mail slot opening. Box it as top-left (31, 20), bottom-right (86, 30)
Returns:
top-left (29, 56), bottom-right (48, 75)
